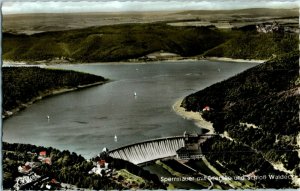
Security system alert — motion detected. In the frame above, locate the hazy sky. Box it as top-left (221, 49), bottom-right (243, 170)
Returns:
top-left (2, 0), bottom-right (299, 14)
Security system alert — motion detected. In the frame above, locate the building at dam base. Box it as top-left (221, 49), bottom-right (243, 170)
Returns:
top-left (107, 133), bottom-right (214, 165)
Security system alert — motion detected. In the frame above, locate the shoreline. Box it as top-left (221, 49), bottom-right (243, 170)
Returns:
top-left (172, 98), bottom-right (215, 134)
top-left (2, 81), bottom-right (107, 119)
top-left (205, 57), bottom-right (266, 63)
top-left (3, 56), bottom-right (266, 66)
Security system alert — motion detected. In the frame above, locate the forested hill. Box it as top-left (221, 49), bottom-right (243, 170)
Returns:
top-left (3, 23), bottom-right (298, 63)
top-left (2, 24), bottom-right (226, 62)
top-left (2, 67), bottom-right (107, 117)
top-left (182, 51), bottom-right (299, 175)
top-left (203, 32), bottom-right (297, 60)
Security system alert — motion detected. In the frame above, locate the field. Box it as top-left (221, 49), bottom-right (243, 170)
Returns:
top-left (3, 8), bottom-right (298, 34)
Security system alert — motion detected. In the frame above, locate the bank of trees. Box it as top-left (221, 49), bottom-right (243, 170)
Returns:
top-left (2, 67), bottom-right (107, 114)
top-left (203, 32), bottom-right (297, 60)
top-left (182, 51), bottom-right (299, 178)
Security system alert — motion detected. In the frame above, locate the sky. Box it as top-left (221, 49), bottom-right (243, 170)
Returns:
top-left (2, 0), bottom-right (299, 14)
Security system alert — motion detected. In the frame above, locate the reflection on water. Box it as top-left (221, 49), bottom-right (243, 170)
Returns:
top-left (3, 60), bottom-right (258, 158)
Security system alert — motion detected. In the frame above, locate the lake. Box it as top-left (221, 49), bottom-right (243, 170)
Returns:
top-left (3, 60), bottom-right (259, 158)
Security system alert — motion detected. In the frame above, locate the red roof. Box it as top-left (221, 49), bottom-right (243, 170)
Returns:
top-left (23, 165), bottom-right (31, 170)
top-left (39, 151), bottom-right (46, 156)
top-left (203, 106), bottom-right (210, 111)
top-left (51, 179), bottom-right (58, 184)
top-left (98, 160), bottom-right (106, 165)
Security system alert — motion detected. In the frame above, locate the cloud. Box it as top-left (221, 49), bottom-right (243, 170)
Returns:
top-left (2, 0), bottom-right (299, 14)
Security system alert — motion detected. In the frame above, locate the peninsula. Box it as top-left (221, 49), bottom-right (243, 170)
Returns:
top-left (2, 67), bottom-right (108, 118)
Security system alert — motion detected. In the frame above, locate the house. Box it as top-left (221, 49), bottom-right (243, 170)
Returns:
top-left (202, 106), bottom-right (210, 111)
top-left (88, 160), bottom-right (111, 176)
top-left (50, 179), bottom-right (58, 184)
top-left (98, 160), bottom-right (106, 168)
top-left (45, 179), bottom-right (61, 190)
top-left (25, 162), bottom-right (41, 168)
top-left (46, 184), bottom-right (51, 189)
top-left (39, 151), bottom-right (46, 157)
top-left (37, 151), bottom-right (52, 165)
top-left (18, 165), bottom-right (32, 174)
top-left (26, 151), bottom-right (37, 156)
top-left (256, 21), bottom-right (283, 33)
top-left (41, 158), bottom-right (52, 165)
top-left (18, 162), bottom-right (41, 174)
top-left (38, 151), bottom-right (46, 161)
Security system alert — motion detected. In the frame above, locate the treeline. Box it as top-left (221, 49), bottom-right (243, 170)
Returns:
top-left (182, 51), bottom-right (299, 176)
top-left (3, 23), bottom-right (227, 62)
top-left (3, 23), bottom-right (297, 63)
top-left (203, 32), bottom-right (297, 60)
top-left (2, 142), bottom-right (165, 190)
top-left (2, 67), bottom-right (107, 114)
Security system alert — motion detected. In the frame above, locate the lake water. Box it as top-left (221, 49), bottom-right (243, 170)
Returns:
top-left (3, 60), bottom-right (259, 158)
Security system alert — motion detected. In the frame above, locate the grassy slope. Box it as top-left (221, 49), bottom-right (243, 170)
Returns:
top-left (181, 51), bottom-right (299, 187)
top-left (2, 67), bottom-right (107, 113)
top-left (3, 23), bottom-right (298, 62)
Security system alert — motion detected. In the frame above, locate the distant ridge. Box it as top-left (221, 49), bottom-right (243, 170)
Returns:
top-left (176, 8), bottom-right (299, 16)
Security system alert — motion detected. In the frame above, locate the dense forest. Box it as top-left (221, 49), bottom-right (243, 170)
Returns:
top-left (3, 24), bottom-right (227, 62)
top-left (2, 142), bottom-right (165, 190)
top-left (3, 23), bottom-right (298, 62)
top-left (203, 32), bottom-right (297, 59)
top-left (182, 51), bottom-right (299, 187)
top-left (2, 67), bottom-right (107, 116)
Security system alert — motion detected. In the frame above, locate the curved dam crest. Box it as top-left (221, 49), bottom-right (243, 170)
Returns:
top-left (108, 134), bottom-right (214, 164)
top-left (109, 136), bottom-right (185, 164)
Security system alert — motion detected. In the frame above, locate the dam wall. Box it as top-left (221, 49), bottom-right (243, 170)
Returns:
top-left (108, 136), bottom-right (185, 164)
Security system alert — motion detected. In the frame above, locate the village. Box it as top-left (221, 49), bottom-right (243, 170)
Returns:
top-left (12, 150), bottom-right (113, 190)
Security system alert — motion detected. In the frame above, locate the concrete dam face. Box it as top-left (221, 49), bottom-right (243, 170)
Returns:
top-left (108, 136), bottom-right (185, 164)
